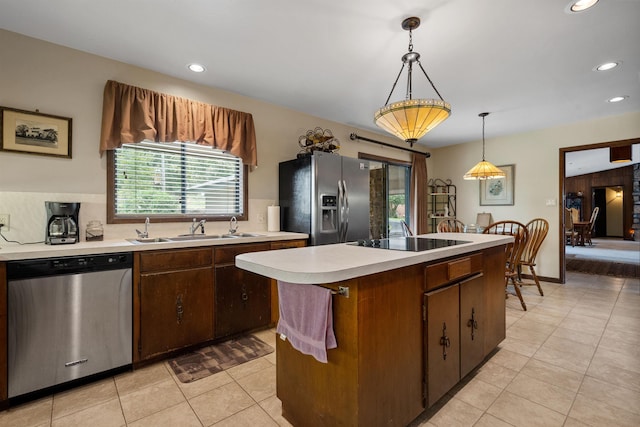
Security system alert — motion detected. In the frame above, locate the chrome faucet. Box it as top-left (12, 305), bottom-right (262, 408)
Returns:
top-left (136, 217), bottom-right (150, 239)
top-left (190, 218), bottom-right (206, 234)
top-left (229, 216), bottom-right (238, 234)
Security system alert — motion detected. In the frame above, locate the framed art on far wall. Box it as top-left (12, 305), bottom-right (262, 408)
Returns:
top-left (0, 106), bottom-right (72, 158)
top-left (480, 164), bottom-right (515, 206)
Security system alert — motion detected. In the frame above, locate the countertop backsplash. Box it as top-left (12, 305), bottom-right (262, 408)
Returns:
top-left (0, 191), bottom-right (277, 246)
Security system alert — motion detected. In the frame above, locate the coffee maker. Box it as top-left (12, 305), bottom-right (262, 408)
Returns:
top-left (45, 201), bottom-right (80, 244)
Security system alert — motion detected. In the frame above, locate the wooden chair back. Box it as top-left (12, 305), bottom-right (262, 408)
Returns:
top-left (585, 207), bottom-right (600, 245)
top-left (519, 218), bottom-right (549, 296)
top-left (483, 221), bottom-right (529, 276)
top-left (570, 207), bottom-right (579, 223)
top-left (521, 218), bottom-right (549, 265)
top-left (436, 219), bottom-right (465, 233)
top-left (483, 220), bottom-right (529, 310)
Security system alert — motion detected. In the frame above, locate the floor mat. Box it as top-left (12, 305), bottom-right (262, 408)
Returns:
top-left (168, 335), bottom-right (274, 383)
top-left (566, 258), bottom-right (639, 278)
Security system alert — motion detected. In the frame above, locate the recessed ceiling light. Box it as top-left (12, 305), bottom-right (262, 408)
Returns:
top-left (607, 96), bottom-right (628, 103)
top-left (568, 0), bottom-right (599, 12)
top-left (595, 61), bottom-right (620, 71)
top-left (187, 63), bottom-right (206, 73)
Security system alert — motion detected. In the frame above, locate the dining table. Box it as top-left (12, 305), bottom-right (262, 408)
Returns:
top-left (573, 220), bottom-right (590, 246)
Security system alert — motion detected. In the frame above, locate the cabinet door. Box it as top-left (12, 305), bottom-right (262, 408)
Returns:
top-left (215, 265), bottom-right (270, 338)
top-left (140, 267), bottom-right (213, 360)
top-left (424, 284), bottom-right (460, 407)
top-left (460, 273), bottom-right (485, 378)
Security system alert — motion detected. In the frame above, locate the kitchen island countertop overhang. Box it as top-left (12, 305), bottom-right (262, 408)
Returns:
top-left (236, 232), bottom-right (513, 284)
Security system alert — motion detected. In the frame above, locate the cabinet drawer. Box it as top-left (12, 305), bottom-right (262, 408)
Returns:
top-left (425, 253), bottom-right (483, 291)
top-left (270, 239), bottom-right (307, 250)
top-left (139, 248), bottom-right (213, 273)
top-left (215, 243), bottom-right (270, 265)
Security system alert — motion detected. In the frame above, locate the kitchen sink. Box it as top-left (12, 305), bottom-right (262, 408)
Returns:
top-left (127, 237), bottom-right (172, 244)
top-left (170, 234), bottom-right (222, 241)
top-left (128, 233), bottom-right (263, 243)
top-left (220, 233), bottom-right (263, 238)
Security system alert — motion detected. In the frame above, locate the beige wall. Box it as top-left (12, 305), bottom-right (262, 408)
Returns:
top-left (1, 29), bottom-right (639, 280)
top-left (0, 29), bottom-right (410, 242)
top-left (427, 112), bottom-right (640, 280)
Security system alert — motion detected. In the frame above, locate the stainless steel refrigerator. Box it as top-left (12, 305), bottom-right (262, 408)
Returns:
top-left (279, 152), bottom-right (370, 245)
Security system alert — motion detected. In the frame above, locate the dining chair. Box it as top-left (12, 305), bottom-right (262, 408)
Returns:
top-left (564, 208), bottom-right (577, 247)
top-left (436, 218), bottom-right (465, 233)
top-left (570, 207), bottom-right (580, 223)
top-left (483, 221), bottom-right (529, 311)
top-left (518, 218), bottom-right (549, 296)
top-left (584, 207), bottom-right (600, 246)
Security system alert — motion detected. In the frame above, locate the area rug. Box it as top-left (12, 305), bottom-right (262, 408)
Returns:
top-left (168, 335), bottom-right (274, 383)
top-left (566, 258), bottom-right (639, 278)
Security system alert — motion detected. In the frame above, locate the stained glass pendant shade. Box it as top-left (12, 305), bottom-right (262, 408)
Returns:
top-left (463, 113), bottom-right (505, 180)
top-left (374, 17), bottom-right (451, 147)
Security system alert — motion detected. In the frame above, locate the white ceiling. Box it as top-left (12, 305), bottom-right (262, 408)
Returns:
top-left (1, 0), bottom-right (638, 168)
top-left (565, 143), bottom-right (639, 177)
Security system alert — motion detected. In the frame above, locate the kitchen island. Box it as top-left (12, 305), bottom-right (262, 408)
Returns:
top-left (236, 233), bottom-right (511, 427)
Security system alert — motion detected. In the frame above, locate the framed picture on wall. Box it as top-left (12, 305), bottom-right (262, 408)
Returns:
top-left (480, 164), bottom-right (515, 206)
top-left (0, 106), bottom-right (72, 158)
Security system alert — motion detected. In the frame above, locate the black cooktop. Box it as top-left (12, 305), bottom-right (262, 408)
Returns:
top-left (350, 237), bottom-right (471, 252)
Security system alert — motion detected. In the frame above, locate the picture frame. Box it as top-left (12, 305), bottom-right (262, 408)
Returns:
top-left (479, 164), bottom-right (515, 206)
top-left (0, 106), bottom-right (72, 158)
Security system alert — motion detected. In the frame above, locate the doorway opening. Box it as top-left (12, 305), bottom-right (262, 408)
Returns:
top-left (560, 139), bottom-right (639, 283)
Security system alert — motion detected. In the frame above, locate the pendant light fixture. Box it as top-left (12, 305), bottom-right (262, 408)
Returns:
top-left (374, 17), bottom-right (451, 147)
top-left (463, 113), bottom-right (505, 180)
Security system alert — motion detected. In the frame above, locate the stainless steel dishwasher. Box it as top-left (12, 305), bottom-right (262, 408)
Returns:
top-left (7, 252), bottom-right (133, 398)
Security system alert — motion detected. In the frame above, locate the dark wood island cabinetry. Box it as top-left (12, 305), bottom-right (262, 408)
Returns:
top-left (236, 235), bottom-right (510, 426)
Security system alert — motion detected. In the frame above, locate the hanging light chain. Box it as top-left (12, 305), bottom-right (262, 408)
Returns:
top-left (408, 28), bottom-right (414, 52)
top-left (482, 114), bottom-right (486, 161)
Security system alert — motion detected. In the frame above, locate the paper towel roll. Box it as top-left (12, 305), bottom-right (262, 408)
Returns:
top-left (267, 206), bottom-right (280, 232)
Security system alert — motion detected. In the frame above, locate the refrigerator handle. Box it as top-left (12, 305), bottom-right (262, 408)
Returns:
top-left (338, 179), bottom-right (345, 241)
top-left (343, 179), bottom-right (349, 242)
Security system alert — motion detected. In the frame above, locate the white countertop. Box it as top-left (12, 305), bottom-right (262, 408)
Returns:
top-left (0, 231), bottom-right (308, 261)
top-left (236, 233), bottom-right (512, 285)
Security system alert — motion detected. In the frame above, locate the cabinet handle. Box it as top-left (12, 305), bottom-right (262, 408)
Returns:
top-left (467, 307), bottom-right (478, 341)
top-left (176, 294), bottom-right (184, 324)
top-left (439, 322), bottom-right (451, 360)
top-left (241, 284), bottom-right (249, 302)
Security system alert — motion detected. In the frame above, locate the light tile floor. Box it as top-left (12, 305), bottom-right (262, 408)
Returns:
top-left (1, 271), bottom-right (639, 427)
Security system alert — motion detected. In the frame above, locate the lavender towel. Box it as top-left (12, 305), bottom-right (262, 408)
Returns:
top-left (276, 281), bottom-right (337, 363)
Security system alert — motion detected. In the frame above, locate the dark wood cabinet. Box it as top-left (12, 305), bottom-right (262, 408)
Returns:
top-left (459, 273), bottom-right (485, 378)
top-left (214, 243), bottom-right (271, 338)
top-left (424, 270), bottom-right (487, 406)
top-left (424, 284), bottom-right (460, 407)
top-left (423, 248), bottom-right (505, 408)
top-left (135, 248), bottom-right (214, 362)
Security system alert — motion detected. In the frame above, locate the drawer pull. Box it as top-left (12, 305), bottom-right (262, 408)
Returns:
top-left (241, 284), bottom-right (249, 302)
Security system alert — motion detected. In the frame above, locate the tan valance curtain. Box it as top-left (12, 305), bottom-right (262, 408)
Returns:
top-left (99, 80), bottom-right (258, 166)
top-left (410, 152), bottom-right (429, 234)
